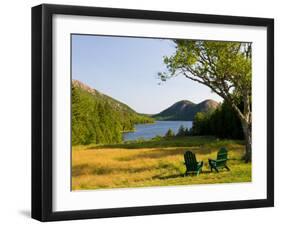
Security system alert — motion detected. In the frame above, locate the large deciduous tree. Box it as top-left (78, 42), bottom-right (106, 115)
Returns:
top-left (159, 40), bottom-right (252, 162)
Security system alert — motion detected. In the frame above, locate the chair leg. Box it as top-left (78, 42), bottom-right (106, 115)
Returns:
top-left (225, 165), bottom-right (230, 171)
top-left (209, 160), bottom-right (215, 172)
top-left (214, 167), bottom-right (219, 173)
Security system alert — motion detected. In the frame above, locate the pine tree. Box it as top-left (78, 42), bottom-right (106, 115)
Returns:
top-left (165, 128), bottom-right (175, 137)
top-left (176, 125), bottom-right (186, 136)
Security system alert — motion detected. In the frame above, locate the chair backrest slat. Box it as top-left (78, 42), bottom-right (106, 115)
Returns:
top-left (215, 147), bottom-right (228, 167)
top-left (184, 151), bottom-right (198, 171)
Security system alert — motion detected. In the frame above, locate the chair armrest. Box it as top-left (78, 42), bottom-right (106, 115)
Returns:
top-left (216, 159), bottom-right (227, 163)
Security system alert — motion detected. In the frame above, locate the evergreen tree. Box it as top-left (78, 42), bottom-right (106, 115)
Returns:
top-left (165, 128), bottom-right (175, 137)
top-left (176, 125), bottom-right (186, 136)
top-left (191, 101), bottom-right (243, 139)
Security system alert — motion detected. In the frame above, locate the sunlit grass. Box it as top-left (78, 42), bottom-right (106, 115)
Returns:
top-left (72, 136), bottom-right (251, 190)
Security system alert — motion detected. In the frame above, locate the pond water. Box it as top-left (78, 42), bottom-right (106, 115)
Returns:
top-left (123, 121), bottom-right (193, 141)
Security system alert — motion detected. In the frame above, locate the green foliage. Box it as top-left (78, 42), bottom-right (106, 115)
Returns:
top-left (184, 127), bottom-right (190, 136)
top-left (72, 85), bottom-right (121, 145)
top-left (151, 135), bottom-right (163, 141)
top-left (72, 84), bottom-right (154, 145)
top-left (192, 112), bottom-right (211, 135)
top-left (160, 40), bottom-right (251, 101)
top-left (191, 101), bottom-right (244, 139)
top-left (159, 39), bottom-right (252, 162)
top-left (176, 125), bottom-right (187, 136)
top-left (165, 128), bottom-right (175, 137)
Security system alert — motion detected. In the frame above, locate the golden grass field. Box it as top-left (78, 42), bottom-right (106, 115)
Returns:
top-left (72, 136), bottom-right (251, 190)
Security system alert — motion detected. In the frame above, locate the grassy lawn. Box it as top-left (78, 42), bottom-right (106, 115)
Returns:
top-left (72, 136), bottom-right (251, 190)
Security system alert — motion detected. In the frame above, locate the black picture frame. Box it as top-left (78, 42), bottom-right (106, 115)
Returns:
top-left (32, 3), bottom-right (274, 222)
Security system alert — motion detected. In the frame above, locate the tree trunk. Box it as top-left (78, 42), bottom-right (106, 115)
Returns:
top-left (229, 99), bottom-right (252, 163)
top-left (241, 121), bottom-right (252, 163)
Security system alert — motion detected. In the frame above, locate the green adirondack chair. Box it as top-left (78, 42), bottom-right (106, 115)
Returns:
top-left (208, 147), bottom-right (230, 172)
top-left (183, 151), bottom-right (203, 176)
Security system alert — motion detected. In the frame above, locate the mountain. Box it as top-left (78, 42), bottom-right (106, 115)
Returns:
top-left (72, 80), bottom-right (153, 145)
top-left (73, 80), bottom-right (142, 115)
top-left (153, 99), bottom-right (219, 121)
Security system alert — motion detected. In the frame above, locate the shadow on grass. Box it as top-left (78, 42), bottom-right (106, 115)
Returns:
top-left (115, 147), bottom-right (214, 162)
top-left (72, 163), bottom-right (158, 177)
top-left (152, 173), bottom-right (183, 180)
top-left (152, 170), bottom-right (216, 180)
top-left (116, 148), bottom-right (189, 161)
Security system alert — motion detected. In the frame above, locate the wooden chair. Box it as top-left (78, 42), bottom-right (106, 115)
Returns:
top-left (208, 147), bottom-right (230, 172)
top-left (183, 151), bottom-right (203, 176)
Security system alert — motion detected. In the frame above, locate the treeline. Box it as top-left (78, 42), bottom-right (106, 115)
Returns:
top-left (191, 101), bottom-right (244, 139)
top-left (165, 125), bottom-right (190, 137)
top-left (162, 101), bottom-right (244, 140)
top-left (72, 84), bottom-right (154, 145)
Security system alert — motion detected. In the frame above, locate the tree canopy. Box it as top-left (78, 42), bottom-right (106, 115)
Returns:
top-left (160, 40), bottom-right (252, 162)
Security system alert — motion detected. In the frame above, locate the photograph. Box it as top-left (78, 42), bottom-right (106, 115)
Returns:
top-left (71, 34), bottom-right (252, 190)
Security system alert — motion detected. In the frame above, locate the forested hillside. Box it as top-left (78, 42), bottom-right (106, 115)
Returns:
top-left (153, 99), bottom-right (219, 121)
top-left (72, 80), bottom-right (154, 145)
top-left (191, 101), bottom-right (244, 139)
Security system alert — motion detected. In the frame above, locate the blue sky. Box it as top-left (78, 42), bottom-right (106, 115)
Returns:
top-left (72, 34), bottom-right (222, 114)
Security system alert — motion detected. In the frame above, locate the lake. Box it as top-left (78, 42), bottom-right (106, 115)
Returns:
top-left (123, 121), bottom-right (193, 141)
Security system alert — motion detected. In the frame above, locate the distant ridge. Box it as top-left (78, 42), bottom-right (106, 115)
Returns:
top-left (153, 99), bottom-right (219, 121)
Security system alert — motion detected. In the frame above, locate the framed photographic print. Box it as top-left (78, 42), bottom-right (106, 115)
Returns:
top-left (32, 4), bottom-right (274, 221)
